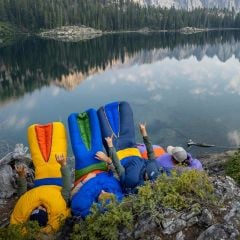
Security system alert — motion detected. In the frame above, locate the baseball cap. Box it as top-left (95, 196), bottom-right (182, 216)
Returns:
top-left (167, 146), bottom-right (187, 163)
top-left (145, 160), bottom-right (160, 181)
top-left (30, 208), bottom-right (48, 227)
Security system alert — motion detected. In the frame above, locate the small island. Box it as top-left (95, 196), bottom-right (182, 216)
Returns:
top-left (179, 27), bottom-right (208, 34)
top-left (38, 25), bottom-right (103, 42)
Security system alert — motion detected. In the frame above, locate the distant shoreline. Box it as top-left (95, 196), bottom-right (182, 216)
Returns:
top-left (35, 26), bottom-right (240, 42)
top-left (1, 23), bottom-right (240, 42)
top-left (106, 27), bottom-right (240, 34)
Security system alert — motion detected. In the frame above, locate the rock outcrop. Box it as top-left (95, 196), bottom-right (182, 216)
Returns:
top-left (38, 25), bottom-right (102, 42)
top-left (117, 175), bottom-right (240, 240)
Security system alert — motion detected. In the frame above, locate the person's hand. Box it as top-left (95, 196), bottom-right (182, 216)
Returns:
top-left (105, 135), bottom-right (113, 148)
top-left (95, 151), bottom-right (111, 163)
top-left (139, 122), bottom-right (147, 137)
top-left (15, 164), bottom-right (27, 178)
top-left (83, 172), bottom-right (96, 183)
top-left (55, 153), bottom-right (67, 166)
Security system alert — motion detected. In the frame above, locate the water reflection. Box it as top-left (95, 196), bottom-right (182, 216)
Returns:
top-left (0, 31), bottom-right (240, 156)
top-left (1, 31), bottom-right (240, 103)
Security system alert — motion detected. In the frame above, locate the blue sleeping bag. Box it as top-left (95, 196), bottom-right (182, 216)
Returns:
top-left (68, 109), bottom-right (108, 180)
top-left (68, 109), bottom-right (123, 217)
top-left (98, 101), bottom-right (150, 193)
top-left (71, 172), bottom-right (123, 218)
top-left (97, 101), bottom-right (136, 152)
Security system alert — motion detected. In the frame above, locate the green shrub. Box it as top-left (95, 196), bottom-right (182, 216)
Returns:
top-left (0, 221), bottom-right (42, 240)
top-left (71, 170), bottom-right (215, 240)
top-left (71, 199), bottom-right (133, 240)
top-left (137, 170), bottom-right (214, 211)
top-left (225, 150), bottom-right (240, 184)
top-left (0, 171), bottom-right (214, 240)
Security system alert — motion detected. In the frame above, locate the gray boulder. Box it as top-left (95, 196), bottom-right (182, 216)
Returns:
top-left (197, 224), bottom-right (228, 240)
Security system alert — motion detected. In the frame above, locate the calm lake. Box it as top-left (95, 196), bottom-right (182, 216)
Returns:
top-left (1, 31), bottom-right (240, 157)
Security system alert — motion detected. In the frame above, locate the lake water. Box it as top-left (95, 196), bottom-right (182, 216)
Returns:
top-left (1, 31), bottom-right (240, 158)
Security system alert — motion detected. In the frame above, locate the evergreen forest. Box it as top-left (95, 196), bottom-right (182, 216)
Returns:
top-left (0, 0), bottom-right (240, 31)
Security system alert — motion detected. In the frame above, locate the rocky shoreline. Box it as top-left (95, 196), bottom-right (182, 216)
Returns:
top-left (36, 25), bottom-right (207, 42)
top-left (0, 147), bottom-right (239, 239)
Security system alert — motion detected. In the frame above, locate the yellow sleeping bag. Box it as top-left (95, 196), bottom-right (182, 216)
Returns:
top-left (10, 122), bottom-right (70, 233)
top-left (28, 122), bottom-right (67, 181)
top-left (117, 147), bottom-right (141, 161)
top-left (10, 185), bottom-right (69, 233)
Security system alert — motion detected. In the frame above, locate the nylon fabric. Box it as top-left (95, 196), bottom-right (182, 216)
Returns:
top-left (104, 102), bottom-right (119, 137)
top-left (137, 144), bottom-right (166, 159)
top-left (74, 162), bottom-right (107, 181)
top-left (77, 113), bottom-right (91, 151)
top-left (10, 185), bottom-right (70, 233)
top-left (71, 172), bottom-right (123, 217)
top-left (28, 122), bottom-right (67, 182)
top-left (34, 178), bottom-right (63, 187)
top-left (97, 101), bottom-right (136, 152)
top-left (35, 124), bottom-right (53, 163)
top-left (68, 109), bottom-right (107, 181)
top-left (156, 153), bottom-right (203, 175)
top-left (116, 148), bottom-right (141, 161)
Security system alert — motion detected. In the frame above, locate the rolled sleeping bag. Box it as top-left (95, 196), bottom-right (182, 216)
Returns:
top-left (68, 109), bottom-right (107, 182)
top-left (28, 122), bottom-right (67, 187)
top-left (137, 143), bottom-right (166, 159)
top-left (97, 101), bottom-right (141, 166)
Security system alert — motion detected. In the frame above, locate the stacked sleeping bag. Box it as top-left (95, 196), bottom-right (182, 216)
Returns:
top-left (68, 109), bottom-right (123, 217)
top-left (10, 122), bottom-right (70, 233)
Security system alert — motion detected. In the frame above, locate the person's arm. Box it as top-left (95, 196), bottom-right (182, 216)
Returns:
top-left (139, 123), bottom-right (156, 160)
top-left (95, 136), bottom-right (125, 178)
top-left (95, 150), bottom-right (125, 178)
top-left (108, 146), bottom-right (125, 177)
top-left (15, 165), bottom-right (27, 196)
top-left (55, 154), bottom-right (72, 204)
top-left (60, 165), bottom-right (72, 203)
top-left (105, 136), bottom-right (125, 178)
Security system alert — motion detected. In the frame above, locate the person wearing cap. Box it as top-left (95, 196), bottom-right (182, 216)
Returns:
top-left (96, 123), bottom-right (160, 194)
top-left (156, 146), bottom-right (203, 175)
top-left (15, 154), bottom-right (71, 227)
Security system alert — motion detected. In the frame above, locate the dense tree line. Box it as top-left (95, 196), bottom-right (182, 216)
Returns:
top-left (0, 0), bottom-right (240, 31)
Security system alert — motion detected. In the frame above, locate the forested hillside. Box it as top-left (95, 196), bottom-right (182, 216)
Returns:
top-left (0, 0), bottom-right (240, 31)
